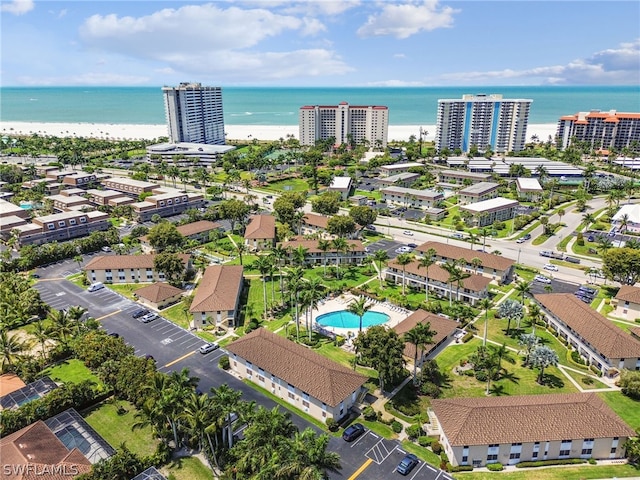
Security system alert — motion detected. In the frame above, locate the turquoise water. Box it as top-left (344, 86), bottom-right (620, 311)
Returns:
top-left (316, 310), bottom-right (390, 329)
top-left (1, 86), bottom-right (638, 125)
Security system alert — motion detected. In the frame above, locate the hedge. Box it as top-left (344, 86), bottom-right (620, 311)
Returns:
top-left (515, 458), bottom-right (587, 468)
top-left (450, 465), bottom-right (473, 472)
top-left (486, 462), bottom-right (504, 471)
top-left (461, 331), bottom-right (475, 343)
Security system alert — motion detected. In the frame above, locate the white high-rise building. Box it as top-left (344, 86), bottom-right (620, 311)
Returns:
top-left (436, 94), bottom-right (532, 153)
top-left (162, 82), bottom-right (225, 145)
top-left (556, 110), bottom-right (640, 151)
top-left (299, 102), bottom-right (388, 149)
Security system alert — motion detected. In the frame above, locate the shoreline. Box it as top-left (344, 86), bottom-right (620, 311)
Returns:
top-left (0, 121), bottom-right (558, 144)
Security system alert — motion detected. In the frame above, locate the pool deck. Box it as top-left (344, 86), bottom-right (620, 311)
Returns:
top-left (312, 294), bottom-right (412, 338)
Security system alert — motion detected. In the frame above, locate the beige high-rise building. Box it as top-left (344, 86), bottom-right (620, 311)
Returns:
top-left (299, 102), bottom-right (388, 148)
top-left (556, 110), bottom-right (640, 151)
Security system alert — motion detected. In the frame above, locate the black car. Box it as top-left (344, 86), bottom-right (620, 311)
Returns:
top-left (407, 243), bottom-right (418, 249)
top-left (108, 332), bottom-right (120, 338)
top-left (342, 423), bottom-right (365, 442)
top-left (132, 308), bottom-right (149, 319)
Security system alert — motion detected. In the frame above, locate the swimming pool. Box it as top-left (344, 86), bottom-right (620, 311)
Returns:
top-left (316, 310), bottom-right (390, 329)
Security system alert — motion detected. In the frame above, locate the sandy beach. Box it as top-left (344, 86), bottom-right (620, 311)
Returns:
top-left (0, 121), bottom-right (558, 144)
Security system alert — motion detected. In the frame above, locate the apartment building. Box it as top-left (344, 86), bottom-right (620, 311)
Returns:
top-left (61, 171), bottom-right (99, 188)
top-left (244, 215), bottom-right (276, 251)
top-left (279, 238), bottom-right (367, 265)
top-left (378, 162), bottom-right (423, 177)
top-left (556, 110), bottom-right (640, 151)
top-left (516, 177), bottom-right (543, 201)
top-left (140, 220), bottom-right (221, 253)
top-left (381, 186), bottom-right (443, 209)
top-left (101, 177), bottom-right (158, 197)
top-left (130, 191), bottom-right (205, 222)
top-left (162, 82), bottom-right (225, 145)
top-left (299, 102), bottom-right (388, 148)
top-left (439, 170), bottom-right (491, 185)
top-left (436, 94), bottom-right (532, 153)
top-left (84, 254), bottom-right (192, 284)
top-left (614, 285), bottom-right (640, 320)
top-left (146, 142), bottom-right (235, 165)
top-left (459, 197), bottom-right (519, 227)
top-left (13, 210), bottom-right (110, 246)
top-left (189, 265), bottom-right (244, 329)
top-left (226, 328), bottom-right (367, 421)
top-left (85, 189), bottom-right (134, 207)
top-left (430, 393), bottom-right (634, 467)
top-left (457, 182), bottom-right (500, 205)
top-left (535, 293), bottom-right (640, 374)
top-left (47, 194), bottom-right (92, 212)
top-left (377, 172), bottom-right (420, 188)
top-left (327, 176), bottom-right (352, 200)
top-left (393, 310), bottom-right (460, 362)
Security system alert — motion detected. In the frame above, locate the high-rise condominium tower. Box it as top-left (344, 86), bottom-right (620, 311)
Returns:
top-left (162, 82), bottom-right (225, 145)
top-left (299, 102), bottom-right (388, 149)
top-left (556, 110), bottom-right (640, 151)
top-left (436, 94), bottom-right (532, 153)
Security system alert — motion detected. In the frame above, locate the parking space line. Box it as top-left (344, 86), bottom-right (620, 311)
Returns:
top-left (163, 351), bottom-right (196, 368)
top-left (347, 459), bottom-right (372, 480)
top-left (95, 310), bottom-right (122, 321)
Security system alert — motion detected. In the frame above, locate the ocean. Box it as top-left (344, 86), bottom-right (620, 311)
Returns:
top-left (1, 86), bottom-right (638, 126)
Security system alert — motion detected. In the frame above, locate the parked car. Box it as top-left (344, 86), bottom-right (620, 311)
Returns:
top-left (131, 308), bottom-right (149, 319)
top-left (543, 264), bottom-right (558, 272)
top-left (342, 423), bottom-right (365, 442)
top-left (396, 453), bottom-right (419, 475)
top-left (451, 233), bottom-right (464, 239)
top-left (407, 243), bottom-right (418, 249)
top-left (395, 246), bottom-right (412, 253)
top-left (365, 225), bottom-right (376, 231)
top-left (87, 282), bottom-right (104, 292)
top-left (516, 237), bottom-right (526, 244)
top-left (577, 286), bottom-right (598, 297)
top-left (534, 275), bottom-right (552, 284)
top-left (199, 342), bottom-right (220, 354)
top-left (141, 313), bottom-right (158, 323)
top-left (101, 246), bottom-right (111, 252)
top-left (403, 230), bottom-right (413, 236)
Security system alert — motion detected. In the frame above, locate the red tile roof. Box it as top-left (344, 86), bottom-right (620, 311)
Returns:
top-left (176, 220), bottom-right (221, 237)
top-left (84, 254), bottom-right (190, 271)
top-left (280, 238), bottom-right (365, 253)
top-left (244, 215), bottom-right (276, 240)
top-left (135, 282), bottom-right (184, 303)
top-left (190, 265), bottom-right (243, 313)
top-left (431, 393), bottom-right (635, 446)
top-left (393, 309), bottom-right (459, 359)
top-left (387, 259), bottom-right (492, 293)
top-left (416, 241), bottom-right (515, 272)
top-left (615, 284), bottom-right (640, 304)
top-left (226, 328), bottom-right (367, 407)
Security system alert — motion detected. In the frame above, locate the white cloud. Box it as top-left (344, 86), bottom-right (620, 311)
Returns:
top-left (432, 39), bottom-right (640, 85)
top-left (1, 0), bottom-right (34, 15)
top-left (393, 53), bottom-right (406, 59)
top-left (357, 0), bottom-right (459, 39)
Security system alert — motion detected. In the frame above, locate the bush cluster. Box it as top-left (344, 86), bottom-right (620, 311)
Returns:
top-left (449, 465), bottom-right (473, 472)
top-left (219, 355), bottom-right (230, 370)
top-left (486, 462), bottom-right (504, 471)
top-left (431, 441), bottom-right (442, 454)
top-left (515, 458), bottom-right (586, 468)
top-left (418, 436), bottom-right (434, 447)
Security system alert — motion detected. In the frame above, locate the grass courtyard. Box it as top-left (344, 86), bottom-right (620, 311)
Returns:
top-left (41, 359), bottom-right (104, 388)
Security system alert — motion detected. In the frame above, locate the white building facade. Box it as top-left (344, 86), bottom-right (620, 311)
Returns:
top-left (162, 82), bottom-right (225, 145)
top-left (436, 94), bottom-right (532, 153)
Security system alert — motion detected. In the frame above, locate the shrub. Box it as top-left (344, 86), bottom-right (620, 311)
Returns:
top-left (582, 376), bottom-right (594, 385)
top-left (391, 420), bottom-right (403, 433)
top-left (418, 436), bottom-right (434, 447)
top-left (325, 417), bottom-right (339, 432)
top-left (475, 371), bottom-right (488, 382)
top-left (431, 441), bottom-right (442, 454)
top-left (590, 364), bottom-right (603, 376)
top-left (588, 458), bottom-right (597, 465)
top-left (363, 406), bottom-right (377, 421)
top-left (406, 424), bottom-right (423, 440)
top-left (218, 355), bottom-right (230, 370)
top-left (462, 332), bottom-right (475, 343)
top-left (576, 232), bottom-right (584, 246)
top-left (515, 458), bottom-right (586, 468)
top-left (420, 382), bottom-right (441, 398)
top-left (486, 462), bottom-right (504, 471)
top-left (450, 465), bottom-right (474, 472)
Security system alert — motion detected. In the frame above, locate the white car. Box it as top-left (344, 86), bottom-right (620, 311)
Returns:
top-left (403, 230), bottom-right (414, 236)
top-left (543, 264), bottom-right (558, 272)
top-left (395, 246), bottom-right (412, 253)
top-left (199, 342), bottom-right (220, 354)
top-left (534, 275), bottom-right (552, 284)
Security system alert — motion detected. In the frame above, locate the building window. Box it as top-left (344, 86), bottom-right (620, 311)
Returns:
top-left (47, 223), bottom-right (55, 230)
top-left (79, 217), bottom-right (87, 223)
top-left (509, 453), bottom-right (520, 460)
top-left (58, 221), bottom-right (66, 227)
top-left (559, 450), bottom-right (570, 456)
top-left (69, 218), bottom-right (77, 225)
top-left (532, 452), bottom-right (538, 459)
top-left (486, 455), bottom-right (498, 462)
top-left (582, 449), bottom-right (592, 455)
top-left (461, 456), bottom-right (468, 464)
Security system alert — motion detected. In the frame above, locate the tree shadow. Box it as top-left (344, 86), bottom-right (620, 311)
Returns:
top-left (500, 371), bottom-right (520, 384)
top-left (540, 373), bottom-right (565, 389)
top-left (489, 384), bottom-right (508, 396)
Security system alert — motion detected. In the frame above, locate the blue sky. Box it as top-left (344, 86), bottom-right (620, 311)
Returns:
top-left (1, 0), bottom-right (639, 86)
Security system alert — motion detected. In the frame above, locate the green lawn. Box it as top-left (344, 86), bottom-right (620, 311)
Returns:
top-left (84, 400), bottom-right (158, 457)
top-left (107, 283), bottom-right (149, 300)
top-left (455, 464), bottom-right (639, 480)
top-left (304, 265), bottom-right (377, 291)
top-left (561, 367), bottom-right (609, 390)
top-left (165, 457), bottom-right (214, 480)
top-left (41, 359), bottom-right (104, 388)
top-left (599, 391), bottom-right (640, 430)
top-left (264, 178), bottom-right (310, 192)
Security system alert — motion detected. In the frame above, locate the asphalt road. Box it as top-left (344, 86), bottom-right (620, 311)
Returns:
top-left (33, 258), bottom-right (451, 480)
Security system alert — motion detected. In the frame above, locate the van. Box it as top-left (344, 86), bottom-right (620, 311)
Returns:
top-left (87, 282), bottom-right (104, 292)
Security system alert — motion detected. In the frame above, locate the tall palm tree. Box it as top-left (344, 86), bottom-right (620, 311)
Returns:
top-left (235, 242), bottom-right (248, 266)
top-left (286, 267), bottom-right (305, 341)
top-left (347, 297), bottom-right (372, 336)
top-left (31, 319), bottom-right (51, 361)
top-left (180, 392), bottom-right (220, 470)
top-left (331, 237), bottom-right (349, 279)
top-left (395, 253), bottom-right (414, 296)
top-left (0, 330), bottom-right (30, 370)
top-left (253, 255), bottom-right (273, 319)
top-left (302, 278), bottom-right (325, 342)
top-left (454, 267), bottom-right (471, 303)
top-left (417, 248), bottom-right (436, 302)
top-left (276, 428), bottom-right (341, 480)
top-left (291, 245), bottom-right (309, 267)
top-left (479, 297), bottom-right (493, 347)
top-left (48, 309), bottom-right (75, 345)
top-left (440, 260), bottom-right (460, 307)
top-left (527, 301), bottom-right (543, 335)
top-left (471, 257), bottom-right (483, 274)
top-left (403, 322), bottom-right (435, 385)
top-left (271, 245), bottom-right (289, 305)
top-left (514, 280), bottom-right (531, 304)
top-left (317, 239), bottom-right (332, 277)
top-left (373, 249), bottom-right (388, 287)
top-left (211, 383), bottom-right (242, 448)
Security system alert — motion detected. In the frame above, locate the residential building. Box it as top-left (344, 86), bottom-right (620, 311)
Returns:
top-left (328, 176), bottom-right (352, 200)
top-left (300, 213), bottom-right (330, 237)
top-left (614, 285), bottom-right (640, 320)
top-left (462, 157), bottom-right (583, 179)
top-left (377, 172), bottom-right (420, 188)
top-left (84, 254), bottom-right (192, 284)
top-left (430, 393), bottom-right (635, 467)
top-left (612, 204), bottom-right (640, 233)
top-left (381, 186), bottom-right (443, 209)
top-left (46, 194), bottom-right (92, 212)
top-left (516, 177), bottom-right (543, 201)
top-left (393, 309), bottom-right (460, 363)
top-left (0, 377), bottom-right (58, 410)
top-left (21, 178), bottom-right (63, 195)
top-left (140, 220), bottom-right (221, 253)
top-left (130, 191), bottom-right (205, 222)
top-left (556, 110), bottom-right (640, 151)
top-left (416, 241), bottom-right (515, 284)
top-left (435, 94), bottom-right (532, 153)
top-left (279, 238), bottom-right (367, 265)
top-left (226, 328), bottom-right (367, 421)
top-left (0, 373), bottom-right (26, 398)
top-left (457, 182), bottom-right (500, 205)
top-left (244, 215), bottom-right (276, 251)
top-left (438, 170), bottom-right (491, 185)
top-left (0, 199), bottom-right (29, 220)
top-left (146, 142), bottom-right (235, 165)
top-left (299, 102), bottom-right (388, 148)
top-left (61, 171), bottom-right (99, 188)
top-left (385, 259), bottom-right (491, 306)
top-left (459, 197), bottom-right (519, 227)
top-left (378, 163), bottom-right (423, 177)
top-left (14, 210), bottom-right (110, 246)
top-left (101, 177), bottom-right (158, 197)
top-left (189, 265), bottom-right (244, 329)
top-left (135, 282), bottom-right (184, 310)
top-left (424, 207), bottom-right (446, 221)
top-left (162, 82), bottom-right (225, 145)
top-left (85, 188), bottom-right (134, 207)
top-left (535, 293), bottom-right (640, 374)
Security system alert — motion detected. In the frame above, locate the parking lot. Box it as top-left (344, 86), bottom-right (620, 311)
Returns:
top-left (366, 238), bottom-right (416, 260)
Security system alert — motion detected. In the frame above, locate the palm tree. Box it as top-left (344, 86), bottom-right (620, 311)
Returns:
top-left (211, 383), bottom-right (242, 448)
top-left (48, 309), bottom-right (75, 345)
top-left (530, 345), bottom-right (559, 384)
top-left (286, 268), bottom-right (304, 341)
top-left (479, 297), bottom-right (493, 347)
top-left (441, 260), bottom-right (460, 307)
top-left (519, 332), bottom-right (539, 365)
top-left (271, 245), bottom-right (289, 305)
top-left (235, 242), bottom-right (247, 266)
top-left (302, 278), bottom-right (325, 341)
top-left (471, 257), bottom-right (483, 274)
top-left (347, 297), bottom-right (372, 335)
top-left (291, 245), bottom-right (309, 267)
top-left (527, 301), bottom-right (543, 335)
top-left (180, 392), bottom-right (220, 470)
top-left (497, 299), bottom-right (524, 336)
top-left (317, 239), bottom-right (331, 277)
top-left (0, 330), bottom-right (30, 370)
top-left (417, 248), bottom-right (436, 302)
top-left (468, 232), bottom-right (479, 250)
top-left (373, 249), bottom-right (388, 287)
top-left (31, 320), bottom-right (51, 361)
top-left (557, 208), bottom-right (566, 225)
top-left (403, 322), bottom-right (435, 385)
top-left (597, 236), bottom-right (613, 254)
top-left (395, 253), bottom-right (413, 296)
top-left (276, 428), bottom-right (341, 480)
top-left (331, 237), bottom-right (349, 279)
top-left (253, 255), bottom-right (273, 319)
top-left (514, 280), bottom-right (531, 304)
